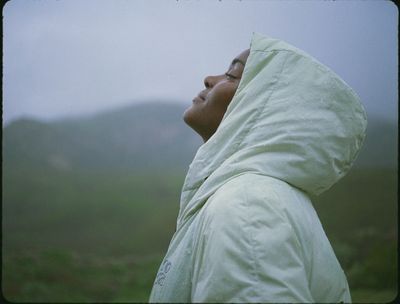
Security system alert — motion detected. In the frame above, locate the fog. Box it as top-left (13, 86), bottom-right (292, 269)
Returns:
top-left (3, 0), bottom-right (398, 124)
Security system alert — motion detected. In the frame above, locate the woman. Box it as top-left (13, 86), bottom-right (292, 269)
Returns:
top-left (149, 32), bottom-right (367, 303)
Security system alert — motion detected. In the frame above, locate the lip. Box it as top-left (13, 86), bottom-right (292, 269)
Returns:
top-left (198, 93), bottom-right (207, 100)
top-left (193, 93), bottom-right (206, 103)
top-left (193, 96), bottom-right (204, 103)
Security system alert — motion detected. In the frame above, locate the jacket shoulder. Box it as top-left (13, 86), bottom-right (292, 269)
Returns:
top-left (204, 173), bottom-right (300, 222)
top-left (191, 173), bottom-right (314, 302)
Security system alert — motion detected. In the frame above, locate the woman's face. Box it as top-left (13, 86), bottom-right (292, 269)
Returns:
top-left (183, 49), bottom-right (250, 142)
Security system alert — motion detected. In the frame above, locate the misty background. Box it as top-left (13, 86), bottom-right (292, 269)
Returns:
top-left (2, 0), bottom-right (398, 302)
top-left (3, 0), bottom-right (398, 124)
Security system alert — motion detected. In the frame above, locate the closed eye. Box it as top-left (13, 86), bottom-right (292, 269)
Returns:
top-left (225, 73), bottom-right (238, 80)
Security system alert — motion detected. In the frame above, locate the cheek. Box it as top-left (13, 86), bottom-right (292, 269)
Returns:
top-left (207, 82), bottom-right (238, 111)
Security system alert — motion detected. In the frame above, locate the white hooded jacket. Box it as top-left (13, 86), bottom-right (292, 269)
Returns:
top-left (149, 33), bottom-right (367, 303)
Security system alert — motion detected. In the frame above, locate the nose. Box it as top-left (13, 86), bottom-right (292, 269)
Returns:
top-left (204, 75), bottom-right (219, 89)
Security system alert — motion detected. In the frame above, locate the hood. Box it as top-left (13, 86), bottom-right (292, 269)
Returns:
top-left (177, 32), bottom-right (367, 228)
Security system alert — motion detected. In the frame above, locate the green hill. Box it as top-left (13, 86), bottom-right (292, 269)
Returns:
top-left (4, 102), bottom-right (397, 172)
top-left (3, 102), bottom-right (202, 172)
top-left (353, 117), bottom-right (398, 169)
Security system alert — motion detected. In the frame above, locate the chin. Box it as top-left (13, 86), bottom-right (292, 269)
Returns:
top-left (183, 103), bottom-right (200, 124)
top-left (182, 107), bottom-right (192, 125)
top-left (182, 108), bottom-right (205, 138)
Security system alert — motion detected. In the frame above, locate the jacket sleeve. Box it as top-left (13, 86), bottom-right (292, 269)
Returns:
top-left (190, 180), bottom-right (314, 303)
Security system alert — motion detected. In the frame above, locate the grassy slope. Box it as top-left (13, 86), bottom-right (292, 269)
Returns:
top-left (313, 168), bottom-right (398, 292)
top-left (3, 168), bottom-right (181, 302)
top-left (2, 167), bottom-right (397, 302)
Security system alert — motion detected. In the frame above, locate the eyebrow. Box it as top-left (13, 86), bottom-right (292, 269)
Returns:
top-left (231, 58), bottom-right (246, 66)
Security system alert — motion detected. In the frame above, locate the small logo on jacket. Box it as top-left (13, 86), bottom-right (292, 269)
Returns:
top-left (155, 259), bottom-right (172, 286)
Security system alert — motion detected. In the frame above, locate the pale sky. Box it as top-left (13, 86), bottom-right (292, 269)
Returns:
top-left (3, 0), bottom-right (398, 125)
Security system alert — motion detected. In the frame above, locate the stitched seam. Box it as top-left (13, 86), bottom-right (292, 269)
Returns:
top-left (237, 50), bottom-right (290, 151)
top-left (242, 183), bottom-right (262, 299)
top-left (243, 175), bottom-right (311, 300)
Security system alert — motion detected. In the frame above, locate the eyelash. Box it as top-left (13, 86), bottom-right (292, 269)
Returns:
top-left (225, 73), bottom-right (237, 80)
